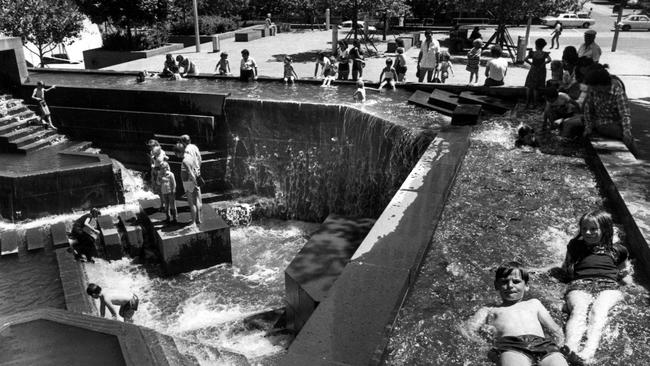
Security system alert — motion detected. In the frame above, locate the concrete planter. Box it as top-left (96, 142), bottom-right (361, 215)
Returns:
top-left (82, 43), bottom-right (184, 70)
top-left (168, 35), bottom-right (217, 47)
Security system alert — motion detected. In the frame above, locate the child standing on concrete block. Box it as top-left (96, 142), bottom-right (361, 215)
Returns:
top-left (158, 161), bottom-right (177, 224)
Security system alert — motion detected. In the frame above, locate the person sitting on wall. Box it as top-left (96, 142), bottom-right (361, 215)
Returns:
top-left (159, 54), bottom-right (177, 77)
top-left (581, 64), bottom-right (638, 156)
top-left (70, 208), bottom-right (101, 263)
top-left (176, 55), bottom-right (199, 77)
top-left (469, 26), bottom-right (482, 42)
top-left (484, 46), bottom-right (508, 87)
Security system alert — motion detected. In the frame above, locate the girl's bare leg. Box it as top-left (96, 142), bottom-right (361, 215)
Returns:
top-left (579, 289), bottom-right (624, 362)
top-left (565, 290), bottom-right (593, 353)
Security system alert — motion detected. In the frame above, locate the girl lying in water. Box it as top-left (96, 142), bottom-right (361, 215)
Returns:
top-left (561, 210), bottom-right (630, 364)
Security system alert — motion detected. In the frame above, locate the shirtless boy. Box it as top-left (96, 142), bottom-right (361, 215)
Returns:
top-left (466, 262), bottom-right (568, 366)
top-left (86, 283), bottom-right (139, 323)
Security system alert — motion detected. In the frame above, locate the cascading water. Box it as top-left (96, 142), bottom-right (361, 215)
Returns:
top-left (84, 219), bottom-right (320, 363)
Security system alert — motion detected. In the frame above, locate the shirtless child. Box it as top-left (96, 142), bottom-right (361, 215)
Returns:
top-left (465, 262), bottom-right (568, 366)
top-left (86, 283), bottom-right (139, 323)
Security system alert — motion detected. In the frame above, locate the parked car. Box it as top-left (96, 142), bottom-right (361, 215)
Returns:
top-left (541, 13), bottom-right (596, 28)
top-left (616, 14), bottom-right (650, 30)
top-left (339, 20), bottom-right (377, 33)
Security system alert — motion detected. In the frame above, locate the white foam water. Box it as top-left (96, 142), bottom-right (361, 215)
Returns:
top-left (84, 219), bottom-right (320, 364)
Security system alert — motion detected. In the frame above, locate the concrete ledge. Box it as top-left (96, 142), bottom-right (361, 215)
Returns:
top-left (0, 308), bottom-right (194, 366)
top-left (587, 137), bottom-right (650, 275)
top-left (283, 126), bottom-right (472, 365)
top-left (55, 248), bottom-right (97, 314)
top-left (82, 43), bottom-right (184, 70)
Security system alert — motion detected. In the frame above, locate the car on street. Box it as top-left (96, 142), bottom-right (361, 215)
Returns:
top-left (339, 20), bottom-right (377, 33)
top-left (616, 14), bottom-right (650, 30)
top-left (541, 13), bottom-right (596, 28)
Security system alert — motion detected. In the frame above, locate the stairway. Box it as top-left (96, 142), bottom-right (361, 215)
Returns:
top-left (0, 94), bottom-right (66, 153)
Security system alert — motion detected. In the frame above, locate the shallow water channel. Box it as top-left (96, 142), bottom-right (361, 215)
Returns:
top-left (385, 117), bottom-right (650, 365)
top-left (84, 219), bottom-right (320, 362)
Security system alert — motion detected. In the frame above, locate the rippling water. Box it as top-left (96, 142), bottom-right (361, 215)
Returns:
top-left (385, 117), bottom-right (650, 365)
top-left (28, 71), bottom-right (447, 131)
top-left (84, 219), bottom-right (320, 363)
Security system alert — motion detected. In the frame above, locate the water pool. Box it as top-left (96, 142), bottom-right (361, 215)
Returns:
top-left (84, 219), bottom-right (320, 362)
top-left (27, 71), bottom-right (447, 131)
top-left (385, 116), bottom-right (650, 365)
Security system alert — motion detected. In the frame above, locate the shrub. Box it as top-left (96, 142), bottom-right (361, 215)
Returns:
top-left (170, 15), bottom-right (239, 35)
top-left (102, 26), bottom-right (169, 51)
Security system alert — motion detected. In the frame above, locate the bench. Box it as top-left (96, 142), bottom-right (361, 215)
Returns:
top-left (235, 30), bottom-right (262, 42)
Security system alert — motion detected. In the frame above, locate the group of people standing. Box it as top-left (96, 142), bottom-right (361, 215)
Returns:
top-left (148, 134), bottom-right (203, 226)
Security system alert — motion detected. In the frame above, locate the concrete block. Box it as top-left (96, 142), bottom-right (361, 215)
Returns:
top-left (428, 89), bottom-right (460, 110)
top-left (50, 222), bottom-right (70, 249)
top-left (452, 104), bottom-right (482, 125)
top-left (154, 205), bottom-right (231, 275)
top-left (386, 41), bottom-right (398, 53)
top-left (458, 90), bottom-right (513, 114)
top-left (98, 215), bottom-right (122, 260)
top-left (1, 230), bottom-right (19, 255)
top-left (408, 90), bottom-right (454, 116)
top-left (26, 227), bottom-right (45, 251)
top-left (125, 226), bottom-right (144, 257)
top-left (286, 262), bottom-right (411, 366)
top-left (285, 215), bottom-right (375, 333)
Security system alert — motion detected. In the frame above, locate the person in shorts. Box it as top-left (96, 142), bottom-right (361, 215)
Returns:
top-left (465, 262), bottom-right (568, 366)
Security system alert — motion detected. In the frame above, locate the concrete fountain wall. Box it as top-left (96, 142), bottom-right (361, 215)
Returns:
top-left (0, 149), bottom-right (123, 219)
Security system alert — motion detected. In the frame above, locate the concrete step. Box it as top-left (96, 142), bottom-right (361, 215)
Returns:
top-left (428, 89), bottom-right (460, 111)
top-left (0, 119), bottom-right (31, 134)
top-left (0, 110), bottom-right (31, 125)
top-left (12, 128), bottom-right (58, 148)
top-left (457, 91), bottom-right (514, 114)
top-left (4, 104), bottom-right (29, 116)
top-left (408, 90), bottom-right (455, 116)
top-left (0, 125), bottom-right (41, 142)
top-left (17, 132), bottom-right (62, 152)
top-left (0, 99), bottom-right (21, 111)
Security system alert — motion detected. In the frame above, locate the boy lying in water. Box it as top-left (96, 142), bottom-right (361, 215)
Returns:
top-left (465, 262), bottom-right (569, 366)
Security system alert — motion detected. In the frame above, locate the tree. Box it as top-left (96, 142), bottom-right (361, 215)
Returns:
top-left (74, 0), bottom-right (174, 35)
top-left (0, 0), bottom-right (85, 67)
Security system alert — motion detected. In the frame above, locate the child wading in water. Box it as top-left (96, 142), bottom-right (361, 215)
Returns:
top-left (158, 161), bottom-right (177, 223)
top-left (561, 210), bottom-right (629, 364)
top-left (283, 55), bottom-right (298, 84)
top-left (86, 283), bottom-right (139, 323)
top-left (321, 56), bottom-right (338, 87)
top-left (31, 81), bottom-right (56, 129)
top-left (378, 58), bottom-right (398, 90)
top-left (466, 262), bottom-right (568, 366)
top-left (466, 39), bottom-right (482, 84)
top-left (353, 80), bottom-right (366, 102)
top-left (215, 52), bottom-right (231, 75)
